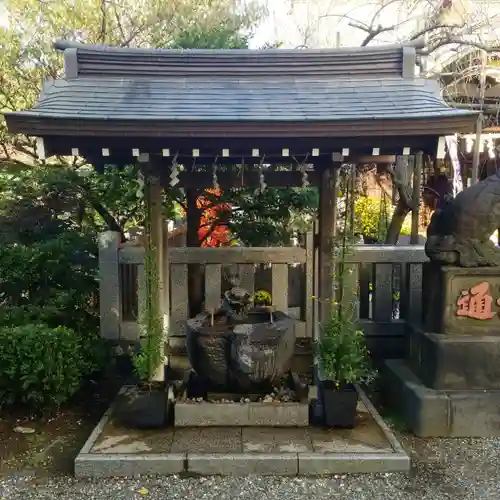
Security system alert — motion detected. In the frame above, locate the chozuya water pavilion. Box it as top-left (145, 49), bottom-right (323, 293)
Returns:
top-left (5, 39), bottom-right (480, 477)
top-left (5, 39), bottom-right (476, 320)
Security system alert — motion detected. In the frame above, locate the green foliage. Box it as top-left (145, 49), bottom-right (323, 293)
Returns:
top-left (315, 238), bottom-right (376, 387)
top-left (354, 195), bottom-right (391, 241)
top-left (229, 187), bottom-right (318, 246)
top-left (0, 324), bottom-right (92, 410)
top-left (0, 231), bottom-right (98, 327)
top-left (0, 233), bottom-right (107, 374)
top-left (252, 290), bottom-right (272, 306)
top-left (400, 214), bottom-right (412, 237)
top-left (316, 313), bottom-right (376, 386)
top-left (132, 250), bottom-right (164, 382)
top-left (132, 184), bottom-right (164, 383)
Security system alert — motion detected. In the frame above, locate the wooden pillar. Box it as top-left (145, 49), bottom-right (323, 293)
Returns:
top-left (411, 152), bottom-right (423, 245)
top-left (318, 162), bottom-right (339, 324)
top-left (162, 219), bottom-right (171, 372)
top-left (139, 153), bottom-right (165, 382)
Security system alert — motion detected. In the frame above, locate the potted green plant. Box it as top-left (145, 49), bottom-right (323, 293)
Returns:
top-left (315, 309), bottom-right (376, 428)
top-left (120, 247), bottom-right (168, 429)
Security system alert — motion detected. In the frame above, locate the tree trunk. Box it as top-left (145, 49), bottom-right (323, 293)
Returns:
top-left (186, 189), bottom-right (204, 317)
top-left (385, 197), bottom-right (411, 244)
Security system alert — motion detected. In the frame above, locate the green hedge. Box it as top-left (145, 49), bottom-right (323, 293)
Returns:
top-left (0, 324), bottom-right (94, 411)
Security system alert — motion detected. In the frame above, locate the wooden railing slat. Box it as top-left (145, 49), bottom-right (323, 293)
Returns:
top-left (170, 263), bottom-right (189, 336)
top-left (99, 231), bottom-right (121, 340)
top-left (271, 263), bottom-right (288, 314)
top-left (239, 264), bottom-right (255, 294)
top-left (358, 263), bottom-right (372, 319)
top-left (205, 264), bottom-right (222, 312)
top-left (407, 263), bottom-right (423, 325)
top-left (373, 263), bottom-right (393, 322)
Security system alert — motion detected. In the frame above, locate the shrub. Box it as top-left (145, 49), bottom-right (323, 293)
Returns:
top-left (316, 312), bottom-right (376, 387)
top-left (354, 195), bottom-right (413, 241)
top-left (0, 324), bottom-right (90, 411)
top-left (0, 231), bottom-right (106, 374)
top-left (354, 196), bottom-right (391, 242)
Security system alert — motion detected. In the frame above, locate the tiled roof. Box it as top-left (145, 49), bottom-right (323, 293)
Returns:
top-left (27, 76), bottom-right (472, 122)
top-left (5, 41), bottom-right (477, 138)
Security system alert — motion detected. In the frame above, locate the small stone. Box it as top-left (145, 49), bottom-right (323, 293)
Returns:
top-left (244, 398), bottom-right (250, 403)
top-left (196, 397), bottom-right (203, 403)
top-left (13, 426), bottom-right (35, 434)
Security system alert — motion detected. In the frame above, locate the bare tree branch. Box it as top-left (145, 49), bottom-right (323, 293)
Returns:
top-left (423, 37), bottom-right (500, 55)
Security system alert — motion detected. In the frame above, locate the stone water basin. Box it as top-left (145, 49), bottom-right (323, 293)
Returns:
top-left (185, 307), bottom-right (295, 392)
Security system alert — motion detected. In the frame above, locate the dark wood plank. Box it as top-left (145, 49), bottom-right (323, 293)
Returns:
top-left (372, 263), bottom-right (394, 322)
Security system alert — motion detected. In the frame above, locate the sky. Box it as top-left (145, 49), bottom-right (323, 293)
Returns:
top-left (0, 2), bottom-right (6, 28)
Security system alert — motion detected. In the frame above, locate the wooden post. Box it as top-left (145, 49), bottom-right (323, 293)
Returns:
top-left (304, 230), bottom-right (314, 338)
top-left (162, 221), bottom-right (170, 334)
top-left (98, 231), bottom-right (121, 340)
top-left (318, 162), bottom-right (339, 324)
top-left (411, 152), bottom-right (423, 245)
top-left (139, 153), bottom-right (165, 383)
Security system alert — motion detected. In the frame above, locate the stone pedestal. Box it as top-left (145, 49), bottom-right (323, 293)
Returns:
top-left (383, 264), bottom-right (500, 437)
top-left (423, 262), bottom-right (500, 335)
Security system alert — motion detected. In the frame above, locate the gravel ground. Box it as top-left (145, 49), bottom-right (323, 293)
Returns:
top-left (1, 436), bottom-right (499, 500)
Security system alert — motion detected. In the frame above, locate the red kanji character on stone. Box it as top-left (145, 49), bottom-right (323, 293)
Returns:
top-left (456, 281), bottom-right (494, 320)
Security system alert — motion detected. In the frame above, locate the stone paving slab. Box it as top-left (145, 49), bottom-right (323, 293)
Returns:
top-left (75, 385), bottom-right (410, 477)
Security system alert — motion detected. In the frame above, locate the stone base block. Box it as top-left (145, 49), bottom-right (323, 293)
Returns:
top-left (408, 325), bottom-right (500, 390)
top-left (175, 402), bottom-right (308, 427)
top-left (422, 263), bottom-right (500, 335)
top-left (187, 453), bottom-right (297, 475)
top-left (75, 453), bottom-right (185, 477)
top-left (383, 359), bottom-right (500, 437)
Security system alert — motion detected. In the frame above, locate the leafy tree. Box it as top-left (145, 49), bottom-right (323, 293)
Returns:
top-left (275, 0), bottom-right (500, 243)
top-left (0, 0), bottom-right (264, 235)
top-left (229, 187), bottom-right (318, 247)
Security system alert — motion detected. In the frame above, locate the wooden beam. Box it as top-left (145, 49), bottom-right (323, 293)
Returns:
top-left (161, 170), bottom-right (321, 189)
top-left (119, 246), bottom-right (307, 265)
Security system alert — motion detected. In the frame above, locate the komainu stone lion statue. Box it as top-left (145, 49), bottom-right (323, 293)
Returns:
top-left (425, 172), bottom-right (500, 267)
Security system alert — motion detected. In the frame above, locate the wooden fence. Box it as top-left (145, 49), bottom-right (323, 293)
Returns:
top-left (98, 230), bottom-right (427, 361)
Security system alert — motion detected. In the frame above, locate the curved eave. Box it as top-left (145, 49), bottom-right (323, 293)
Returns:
top-left (5, 113), bottom-right (478, 139)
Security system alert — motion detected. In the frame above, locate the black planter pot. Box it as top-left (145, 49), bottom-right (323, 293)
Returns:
top-left (319, 381), bottom-right (358, 428)
top-left (118, 386), bottom-right (168, 429)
